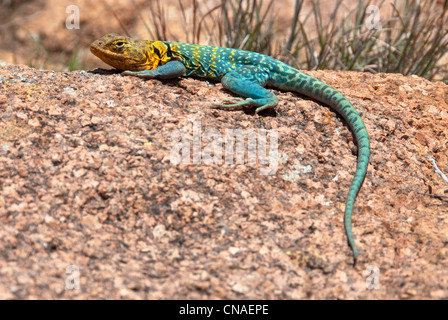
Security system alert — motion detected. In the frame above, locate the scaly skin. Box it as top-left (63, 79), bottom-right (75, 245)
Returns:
top-left (91, 33), bottom-right (370, 263)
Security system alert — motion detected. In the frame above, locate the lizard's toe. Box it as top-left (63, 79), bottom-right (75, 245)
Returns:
top-left (212, 98), bottom-right (254, 110)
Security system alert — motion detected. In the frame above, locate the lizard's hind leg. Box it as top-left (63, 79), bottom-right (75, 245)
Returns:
top-left (212, 66), bottom-right (278, 114)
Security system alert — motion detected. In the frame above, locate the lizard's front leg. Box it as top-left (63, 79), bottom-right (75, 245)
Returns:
top-left (122, 60), bottom-right (186, 79)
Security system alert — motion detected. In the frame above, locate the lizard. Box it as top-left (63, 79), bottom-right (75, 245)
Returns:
top-left (90, 33), bottom-right (370, 264)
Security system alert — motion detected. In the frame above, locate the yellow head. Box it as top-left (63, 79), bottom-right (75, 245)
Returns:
top-left (90, 33), bottom-right (170, 71)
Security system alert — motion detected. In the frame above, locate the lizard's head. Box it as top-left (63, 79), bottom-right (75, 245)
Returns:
top-left (90, 33), bottom-right (162, 71)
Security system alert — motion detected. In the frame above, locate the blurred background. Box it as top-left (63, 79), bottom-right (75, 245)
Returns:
top-left (0, 0), bottom-right (446, 82)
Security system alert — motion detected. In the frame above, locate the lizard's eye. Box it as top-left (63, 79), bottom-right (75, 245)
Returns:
top-left (115, 41), bottom-right (124, 47)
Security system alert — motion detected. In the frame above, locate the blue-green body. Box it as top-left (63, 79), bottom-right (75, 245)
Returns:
top-left (120, 40), bottom-right (370, 263)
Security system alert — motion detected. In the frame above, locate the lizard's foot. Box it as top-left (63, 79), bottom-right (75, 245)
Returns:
top-left (254, 104), bottom-right (276, 114)
top-left (211, 98), bottom-right (277, 114)
top-left (122, 70), bottom-right (157, 79)
top-left (122, 70), bottom-right (139, 76)
top-left (211, 98), bottom-right (255, 111)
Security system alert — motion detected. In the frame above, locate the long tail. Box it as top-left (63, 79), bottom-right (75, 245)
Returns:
top-left (273, 69), bottom-right (370, 262)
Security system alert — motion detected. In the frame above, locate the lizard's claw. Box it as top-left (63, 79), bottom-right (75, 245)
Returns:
top-left (121, 70), bottom-right (148, 77)
top-left (211, 98), bottom-right (255, 110)
top-left (121, 70), bottom-right (158, 79)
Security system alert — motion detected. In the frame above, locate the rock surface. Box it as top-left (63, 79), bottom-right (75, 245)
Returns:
top-left (0, 64), bottom-right (447, 299)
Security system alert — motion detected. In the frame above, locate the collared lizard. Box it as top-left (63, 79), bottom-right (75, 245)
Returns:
top-left (90, 33), bottom-right (370, 263)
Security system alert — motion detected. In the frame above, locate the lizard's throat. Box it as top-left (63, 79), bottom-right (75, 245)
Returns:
top-left (143, 41), bottom-right (172, 70)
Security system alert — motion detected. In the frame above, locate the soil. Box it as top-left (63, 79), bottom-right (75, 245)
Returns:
top-left (0, 0), bottom-right (448, 300)
top-left (0, 64), bottom-right (447, 299)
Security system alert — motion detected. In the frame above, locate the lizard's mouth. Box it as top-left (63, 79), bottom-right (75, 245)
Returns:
top-left (90, 43), bottom-right (147, 71)
top-left (89, 44), bottom-right (107, 61)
